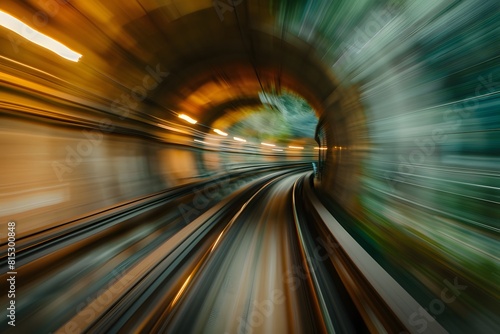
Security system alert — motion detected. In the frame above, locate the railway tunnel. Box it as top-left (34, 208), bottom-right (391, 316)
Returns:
top-left (0, 0), bottom-right (499, 333)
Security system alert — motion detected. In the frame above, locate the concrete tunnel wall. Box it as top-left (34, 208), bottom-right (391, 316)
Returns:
top-left (312, 2), bottom-right (499, 323)
top-left (0, 115), bottom-right (203, 236)
top-left (0, 114), bottom-right (301, 237)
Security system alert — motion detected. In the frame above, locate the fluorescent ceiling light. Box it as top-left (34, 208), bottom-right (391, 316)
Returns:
top-left (0, 10), bottom-right (82, 62)
top-left (288, 146), bottom-right (304, 149)
top-left (261, 142), bottom-right (275, 147)
top-left (178, 114), bottom-right (197, 124)
top-left (214, 129), bottom-right (228, 136)
top-left (233, 137), bottom-right (246, 143)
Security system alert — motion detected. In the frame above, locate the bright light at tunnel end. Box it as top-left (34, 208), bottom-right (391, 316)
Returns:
top-left (178, 114), bottom-right (197, 124)
top-left (0, 10), bottom-right (82, 62)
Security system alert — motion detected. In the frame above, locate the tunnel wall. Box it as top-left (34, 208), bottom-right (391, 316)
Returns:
top-left (203, 149), bottom-right (314, 172)
top-left (0, 115), bottom-right (201, 237)
top-left (316, 85), bottom-right (368, 215)
top-left (316, 1), bottom-right (499, 327)
top-left (0, 113), bottom-right (309, 238)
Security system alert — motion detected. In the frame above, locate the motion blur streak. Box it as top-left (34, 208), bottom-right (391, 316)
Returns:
top-left (0, 0), bottom-right (498, 334)
top-left (0, 10), bottom-right (82, 62)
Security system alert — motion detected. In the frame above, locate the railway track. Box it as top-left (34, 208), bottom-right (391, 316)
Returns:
top-left (1, 166), bottom-right (444, 334)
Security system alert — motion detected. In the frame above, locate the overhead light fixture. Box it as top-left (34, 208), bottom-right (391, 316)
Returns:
top-left (194, 139), bottom-right (215, 146)
top-left (272, 148), bottom-right (283, 152)
top-left (0, 10), bottom-right (82, 62)
top-left (261, 142), bottom-right (275, 147)
top-left (178, 114), bottom-right (197, 124)
top-left (288, 146), bottom-right (304, 150)
top-left (214, 129), bottom-right (228, 136)
top-left (233, 137), bottom-right (246, 143)
top-left (314, 147), bottom-right (327, 150)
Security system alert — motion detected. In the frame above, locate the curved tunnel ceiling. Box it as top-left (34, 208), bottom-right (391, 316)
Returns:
top-left (1, 0), bottom-right (342, 139)
top-left (119, 2), bottom-right (338, 129)
top-left (2, 0), bottom-right (498, 152)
